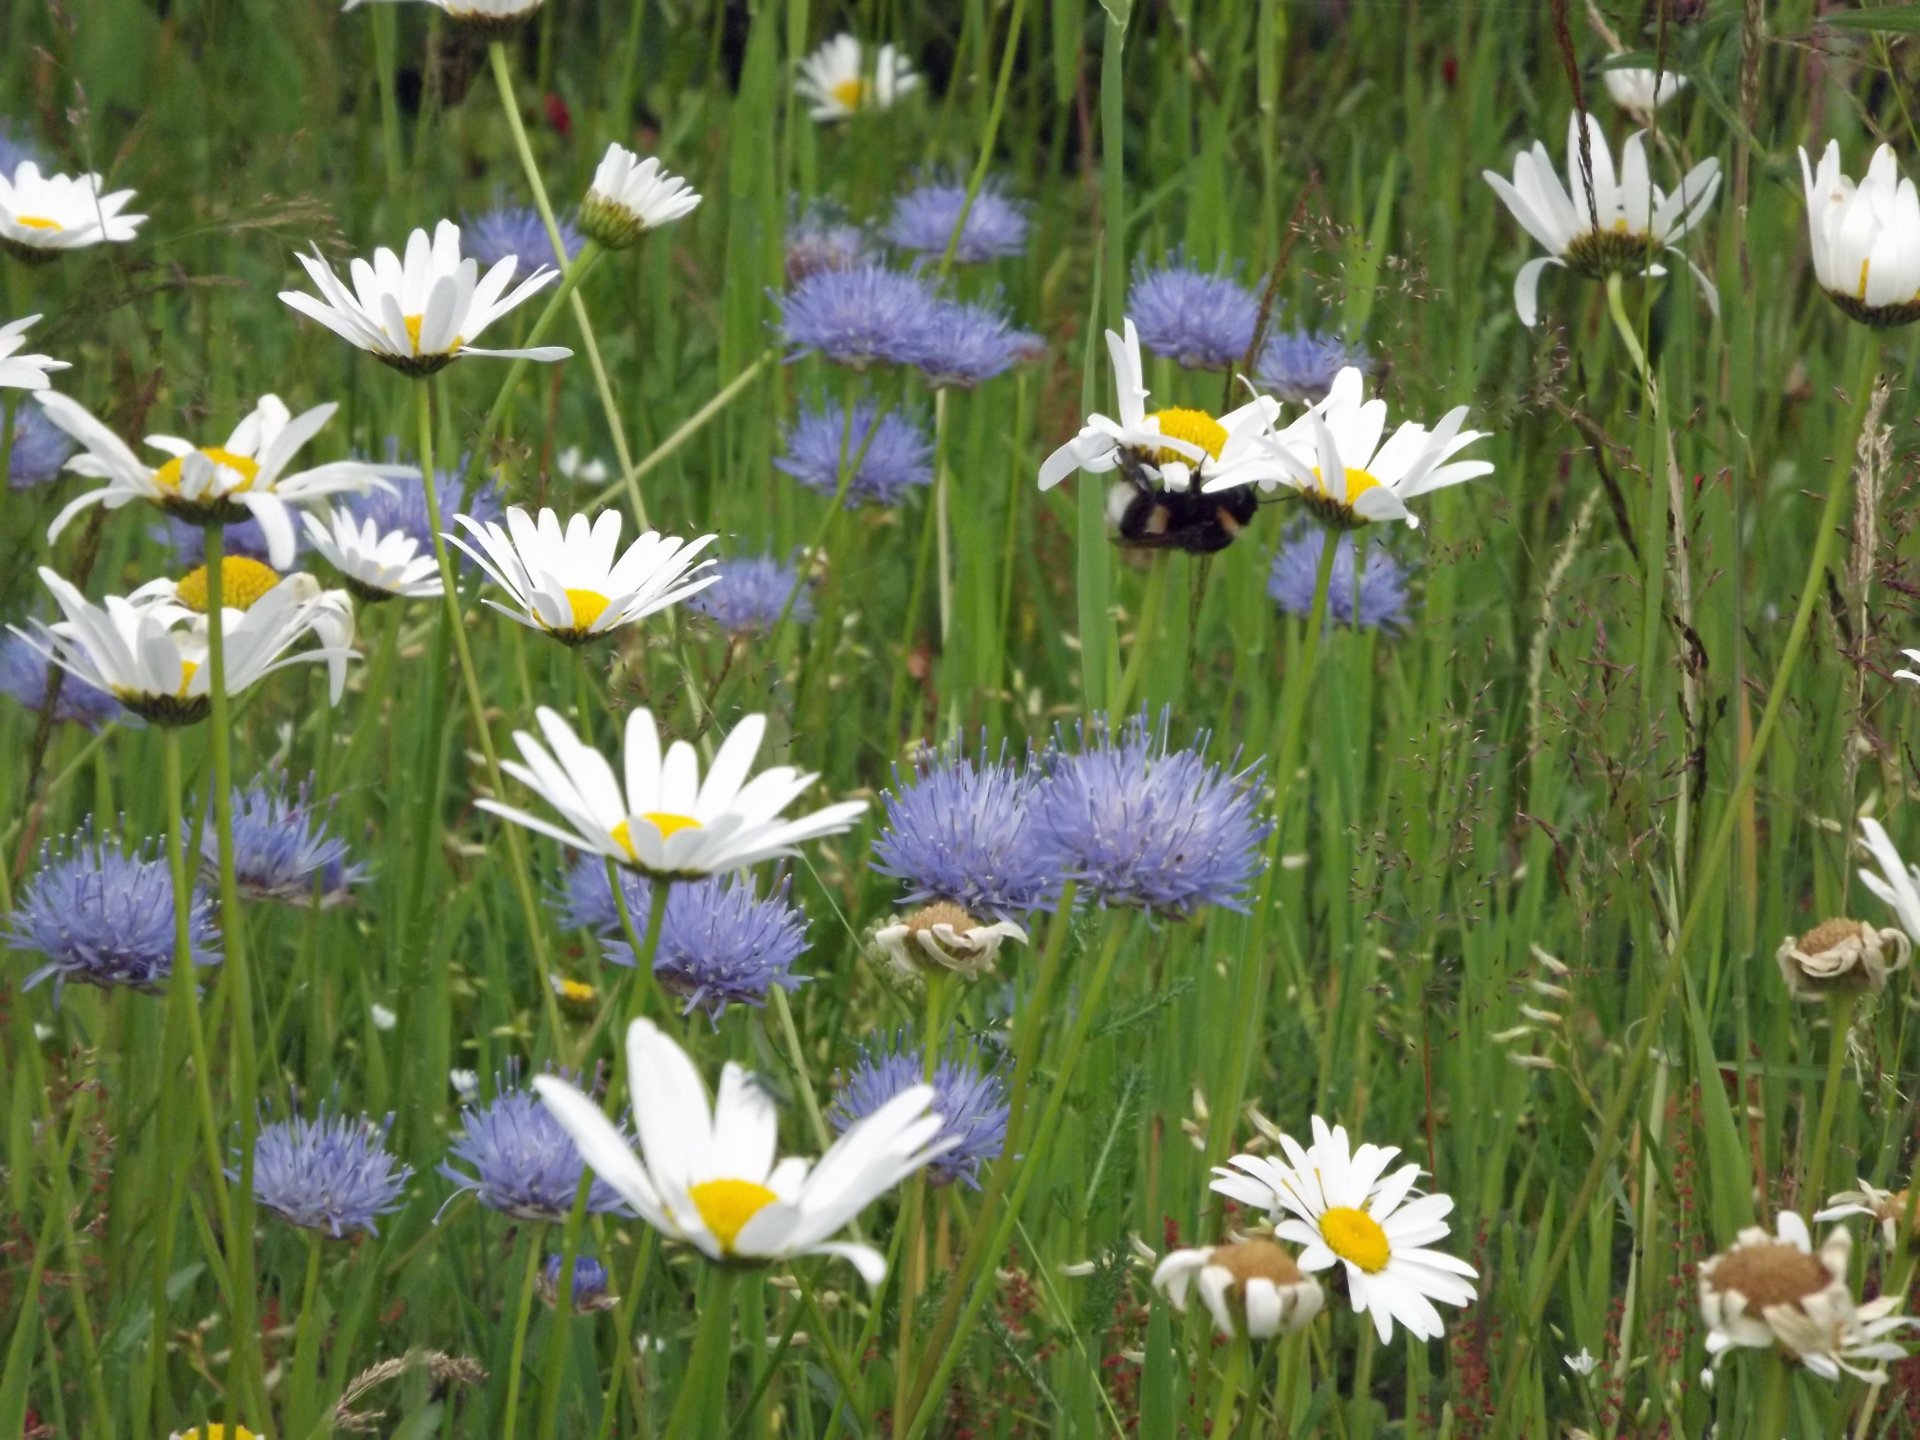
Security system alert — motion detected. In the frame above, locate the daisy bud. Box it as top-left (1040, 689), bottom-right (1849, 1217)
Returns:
top-left (1775, 917), bottom-right (1909, 1000)
top-left (580, 144), bottom-right (701, 250)
top-left (872, 901), bottom-right (1027, 981)
top-left (1151, 1240), bottom-right (1325, 1340)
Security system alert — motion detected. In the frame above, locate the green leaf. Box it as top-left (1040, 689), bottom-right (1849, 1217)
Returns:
top-left (1820, 7), bottom-right (1920, 32)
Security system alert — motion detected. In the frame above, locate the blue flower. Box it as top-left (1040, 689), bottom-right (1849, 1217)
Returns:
top-left (0, 122), bottom-right (43, 177)
top-left (8, 402), bottom-right (76, 489)
top-left (885, 175), bottom-right (1030, 262)
top-left (687, 551), bottom-right (814, 634)
top-left (345, 457), bottom-right (503, 562)
top-left (242, 1102), bottom-right (411, 1238)
top-left (540, 1253), bottom-right (617, 1311)
top-left (776, 261), bottom-right (943, 368)
top-left (871, 746), bottom-right (1057, 920)
top-left (1030, 711), bottom-right (1271, 915)
top-left (1256, 329), bottom-right (1370, 406)
top-left (440, 1070), bottom-right (633, 1221)
top-left (1128, 253), bottom-right (1260, 370)
top-left (774, 398), bottom-right (933, 507)
top-left (785, 204), bottom-right (870, 285)
top-left (1268, 527), bottom-right (1409, 633)
top-left (157, 515), bottom-right (301, 567)
top-left (0, 632), bottom-right (123, 730)
top-left (557, 859), bottom-right (810, 1020)
top-left (202, 772), bottom-right (367, 906)
top-left (908, 299), bottom-right (1043, 389)
top-left (463, 203), bottom-right (582, 273)
top-left (830, 1033), bottom-right (1009, 1188)
top-left (6, 825), bottom-right (219, 997)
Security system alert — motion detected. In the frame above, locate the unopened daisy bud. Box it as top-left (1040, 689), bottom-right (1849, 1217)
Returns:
top-left (580, 144), bottom-right (701, 250)
top-left (1775, 917), bottom-right (1910, 1000)
top-left (1801, 143), bottom-right (1920, 329)
top-left (872, 901), bottom-right (1027, 981)
top-left (539, 1253), bottom-right (618, 1312)
top-left (1152, 1240), bottom-right (1325, 1340)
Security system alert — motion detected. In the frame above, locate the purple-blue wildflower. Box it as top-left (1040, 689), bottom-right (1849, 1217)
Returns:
top-left (540, 1253), bottom-right (616, 1311)
top-left (345, 456), bottom-right (503, 562)
top-left (440, 1070), bottom-right (633, 1221)
top-left (871, 746), bottom-right (1058, 920)
top-left (908, 298), bottom-right (1043, 389)
top-left (8, 401), bottom-right (76, 489)
top-left (0, 632), bottom-right (123, 730)
top-left (1256, 329), bottom-right (1371, 405)
top-left (776, 261), bottom-right (942, 368)
top-left (1268, 527), bottom-right (1410, 632)
top-left (159, 514), bottom-right (302, 567)
top-left (1128, 253), bottom-right (1260, 370)
top-left (201, 772), bottom-right (366, 906)
top-left (462, 203), bottom-right (583, 273)
top-left (884, 175), bottom-right (1030, 263)
top-left (785, 204), bottom-right (870, 286)
top-left (686, 551), bottom-right (814, 634)
top-left (830, 1033), bottom-right (1010, 1188)
top-left (242, 1102), bottom-right (411, 1238)
top-left (774, 398), bottom-right (934, 507)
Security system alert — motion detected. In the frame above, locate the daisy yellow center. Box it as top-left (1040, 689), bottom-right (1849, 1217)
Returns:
top-left (1859, 258), bottom-right (1872, 302)
top-left (1144, 407), bottom-right (1228, 468)
top-left (563, 588), bottom-right (612, 631)
top-left (173, 557), bottom-right (280, 614)
top-left (687, 1178), bottom-right (779, 1254)
top-left (556, 978), bottom-right (596, 1004)
top-left (401, 314), bottom-right (464, 356)
top-left (609, 812), bottom-right (704, 858)
top-left (177, 1428), bottom-right (259, 1440)
top-left (153, 446), bottom-right (261, 496)
top-left (15, 215), bottom-right (61, 231)
top-left (1320, 1205), bottom-right (1391, 1274)
top-left (1311, 466), bottom-right (1383, 501)
top-left (830, 77), bottom-right (869, 110)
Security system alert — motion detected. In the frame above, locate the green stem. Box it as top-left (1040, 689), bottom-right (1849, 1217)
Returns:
top-left (1111, 555), bottom-right (1171, 717)
top-left (586, 353), bottom-right (774, 511)
top-left (286, 1231), bottom-right (326, 1438)
top-left (1805, 994), bottom-right (1857, 1207)
top-left (533, 1174), bottom-right (595, 1440)
top-left (474, 244), bottom-right (607, 477)
top-left (1754, 1351), bottom-right (1792, 1439)
top-left (611, 867), bottom-right (670, 1026)
top-left (768, 983), bottom-right (834, 1155)
top-left (932, 386), bottom-right (954, 646)
top-left (592, 1230), bottom-right (658, 1440)
top-left (663, 1266), bottom-right (739, 1440)
top-left (1209, 1334), bottom-right (1250, 1440)
top-left (501, 1227), bottom-right (546, 1437)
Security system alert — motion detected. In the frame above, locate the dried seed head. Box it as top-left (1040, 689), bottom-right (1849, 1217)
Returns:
top-left (1777, 918), bottom-right (1909, 1000)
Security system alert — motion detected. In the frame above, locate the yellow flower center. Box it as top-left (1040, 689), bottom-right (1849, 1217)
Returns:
top-left (609, 812), bottom-right (704, 860)
top-left (1143, 406), bottom-right (1229, 469)
top-left (15, 215), bottom-right (61, 231)
top-left (402, 313), bottom-right (463, 356)
top-left (1311, 466), bottom-right (1383, 502)
top-left (687, 1177), bottom-right (779, 1254)
top-left (1319, 1205), bottom-right (1391, 1274)
top-left (177, 659), bottom-right (200, 698)
top-left (556, 977), bottom-right (597, 1005)
top-left (153, 446), bottom-right (261, 496)
top-left (830, 77), bottom-right (870, 110)
top-left (1859, 258), bottom-right (1872, 302)
top-left (173, 557), bottom-right (281, 614)
top-left (175, 1427), bottom-right (259, 1440)
top-left (562, 587), bottom-right (612, 632)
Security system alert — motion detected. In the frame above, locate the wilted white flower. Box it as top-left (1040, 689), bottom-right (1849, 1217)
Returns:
top-left (872, 902), bottom-right (1027, 981)
top-left (1775, 916), bottom-right (1909, 1000)
top-left (1151, 1240), bottom-right (1325, 1340)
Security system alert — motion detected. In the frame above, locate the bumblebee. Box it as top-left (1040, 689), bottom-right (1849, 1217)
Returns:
top-left (1106, 458), bottom-right (1260, 554)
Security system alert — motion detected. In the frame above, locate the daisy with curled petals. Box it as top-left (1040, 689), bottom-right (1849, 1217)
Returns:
top-left (279, 220), bottom-right (573, 377)
top-left (341, 0), bottom-right (542, 36)
top-left (1151, 1239), bottom-right (1325, 1340)
top-left (1800, 142), bottom-right (1920, 329)
top-left (0, 163), bottom-right (145, 263)
top-left (795, 34), bottom-right (919, 122)
top-left (37, 392), bottom-right (407, 569)
top-left (579, 143), bottom-right (701, 250)
top-left (302, 507), bottom-right (443, 603)
top-left (445, 505), bottom-right (718, 645)
top-left (11, 566), bottom-right (356, 726)
top-left (479, 706), bottom-right (868, 879)
top-left (533, 1017), bottom-right (950, 1282)
top-left (1212, 1115), bottom-right (1478, 1343)
top-left (1216, 367), bottom-right (1492, 530)
top-left (1482, 112), bottom-right (1721, 327)
top-left (0, 315), bottom-right (68, 390)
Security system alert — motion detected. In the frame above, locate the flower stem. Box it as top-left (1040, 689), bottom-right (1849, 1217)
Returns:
top-left (285, 1230), bottom-right (326, 1438)
top-left (1805, 993), bottom-right (1857, 1207)
top-left (663, 1265), bottom-right (739, 1440)
top-left (474, 242), bottom-right (606, 475)
top-left (1111, 554), bottom-right (1171, 717)
top-left (610, 866), bottom-right (670, 1026)
top-left (501, 1224), bottom-right (546, 1438)
top-left (933, 386), bottom-right (954, 646)
top-left (204, 524), bottom-right (269, 1429)
top-left (1209, 1334), bottom-right (1250, 1439)
top-left (585, 352), bottom-right (774, 511)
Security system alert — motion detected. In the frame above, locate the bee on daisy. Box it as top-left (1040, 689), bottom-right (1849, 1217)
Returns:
top-left (0, 161), bottom-right (146, 263)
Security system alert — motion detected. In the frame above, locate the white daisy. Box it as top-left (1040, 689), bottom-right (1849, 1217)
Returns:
top-left (1151, 1240), bottom-right (1325, 1340)
top-left (1698, 1213), bottom-right (1914, 1383)
top-left (445, 505), bottom-right (718, 644)
top-left (1857, 817), bottom-right (1920, 945)
top-left (1602, 66), bottom-right (1686, 114)
top-left (533, 1017), bottom-right (950, 1283)
top-left (37, 391), bottom-right (406, 570)
top-left (873, 902), bottom-right (1027, 982)
top-left (1801, 142), bottom-right (1920, 329)
top-left (12, 566), bottom-right (356, 726)
top-left (1483, 111), bottom-right (1722, 327)
top-left (478, 705), bottom-right (868, 879)
top-left (1814, 1178), bottom-right (1912, 1251)
top-left (0, 162), bottom-right (145, 262)
top-left (279, 220), bottom-right (574, 377)
top-left (795, 34), bottom-right (919, 122)
top-left (0, 315), bottom-right (69, 391)
top-left (340, 0), bottom-right (541, 34)
top-left (1896, 647), bottom-right (1920, 684)
top-left (1220, 366), bottom-right (1492, 530)
top-left (302, 506), bottom-right (443, 602)
top-left (580, 144), bottom-right (701, 250)
top-left (1211, 1115), bottom-right (1478, 1343)
top-left (1038, 318), bottom-right (1285, 497)
top-left (555, 445), bottom-right (609, 486)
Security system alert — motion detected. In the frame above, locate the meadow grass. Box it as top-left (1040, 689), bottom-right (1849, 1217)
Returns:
top-left (4, 0), bottom-right (1920, 1436)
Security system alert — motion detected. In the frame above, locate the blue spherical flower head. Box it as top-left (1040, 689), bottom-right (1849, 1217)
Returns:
top-left (872, 745), bottom-right (1057, 921)
top-left (1128, 253), bottom-right (1260, 370)
top-left (785, 203), bottom-right (870, 286)
top-left (830, 1033), bottom-right (1009, 1188)
top-left (909, 299), bottom-right (1043, 389)
top-left (600, 873), bottom-right (811, 1020)
top-left (687, 551), bottom-right (815, 634)
top-left (776, 261), bottom-right (942, 368)
top-left (463, 203), bottom-right (583, 273)
top-left (1031, 711), bottom-right (1271, 915)
top-left (1268, 526), bottom-right (1409, 633)
top-left (774, 398), bottom-right (933, 508)
top-left (159, 514), bottom-right (301, 567)
top-left (440, 1069), bottom-right (633, 1221)
top-left (1256, 329), bottom-right (1371, 406)
top-left (0, 632), bottom-right (122, 730)
top-left (885, 175), bottom-right (1030, 263)
top-left (7, 825), bottom-right (219, 997)
top-left (8, 402), bottom-right (76, 489)
top-left (540, 1252), bottom-right (618, 1311)
top-left (202, 772), bottom-right (367, 907)
top-left (243, 1101), bottom-right (410, 1238)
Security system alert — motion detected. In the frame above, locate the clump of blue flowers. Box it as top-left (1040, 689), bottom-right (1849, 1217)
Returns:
top-left (8, 402), bottom-right (76, 489)
top-left (885, 174), bottom-right (1030, 263)
top-left (0, 632), bottom-right (123, 730)
top-left (776, 261), bottom-right (942, 368)
top-left (243, 1102), bottom-right (411, 1238)
top-left (830, 1033), bottom-right (1010, 1188)
top-left (1256, 329), bottom-right (1371, 405)
top-left (909, 298), bottom-right (1043, 389)
top-left (785, 203), bottom-right (869, 285)
top-left (687, 551), bottom-right (814, 634)
top-left (774, 398), bottom-right (934, 508)
top-left (440, 1069), bottom-right (633, 1221)
top-left (871, 744), bottom-right (1057, 921)
top-left (1128, 253), bottom-right (1261, 370)
top-left (203, 772), bottom-right (366, 907)
top-left (1268, 527), bottom-right (1410, 632)
top-left (463, 203), bottom-right (583, 272)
